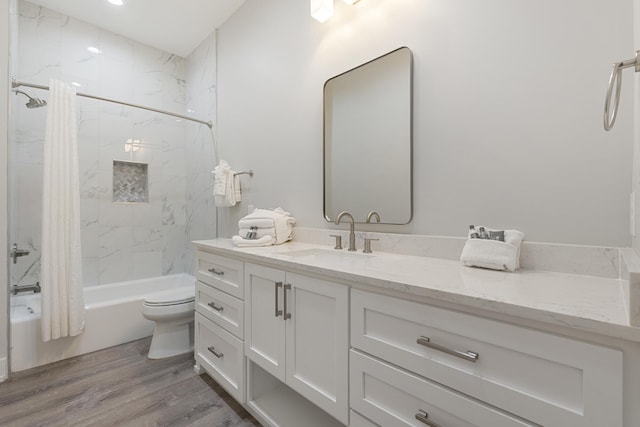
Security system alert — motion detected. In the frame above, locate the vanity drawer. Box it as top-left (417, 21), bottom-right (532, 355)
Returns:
top-left (350, 350), bottom-right (533, 427)
top-left (196, 281), bottom-right (244, 339)
top-left (350, 410), bottom-right (379, 427)
top-left (196, 251), bottom-right (244, 299)
top-left (195, 313), bottom-right (245, 403)
top-left (351, 289), bottom-right (623, 427)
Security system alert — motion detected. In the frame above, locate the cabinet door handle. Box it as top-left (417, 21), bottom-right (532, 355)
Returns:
top-left (415, 410), bottom-right (440, 427)
top-left (275, 281), bottom-right (283, 317)
top-left (207, 267), bottom-right (224, 276)
top-left (207, 346), bottom-right (224, 359)
top-left (417, 336), bottom-right (479, 363)
top-left (283, 283), bottom-right (292, 319)
top-left (207, 301), bottom-right (223, 312)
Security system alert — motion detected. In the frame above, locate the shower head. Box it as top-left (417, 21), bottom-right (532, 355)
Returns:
top-left (13, 89), bottom-right (47, 108)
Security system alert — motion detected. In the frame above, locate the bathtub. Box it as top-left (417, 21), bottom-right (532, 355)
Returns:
top-left (10, 273), bottom-right (195, 372)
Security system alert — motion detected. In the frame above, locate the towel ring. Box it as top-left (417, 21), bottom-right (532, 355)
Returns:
top-left (604, 51), bottom-right (640, 131)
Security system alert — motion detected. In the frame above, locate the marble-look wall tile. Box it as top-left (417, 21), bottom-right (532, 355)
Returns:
top-left (10, 0), bottom-right (210, 289)
top-left (184, 31), bottom-right (217, 270)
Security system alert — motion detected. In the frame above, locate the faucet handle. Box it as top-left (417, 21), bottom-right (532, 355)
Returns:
top-left (363, 237), bottom-right (379, 254)
top-left (366, 211), bottom-right (381, 223)
top-left (330, 234), bottom-right (343, 250)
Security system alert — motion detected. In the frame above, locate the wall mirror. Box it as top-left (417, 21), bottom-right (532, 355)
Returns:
top-left (324, 47), bottom-right (413, 224)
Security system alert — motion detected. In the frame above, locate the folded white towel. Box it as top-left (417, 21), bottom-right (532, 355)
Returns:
top-left (232, 235), bottom-right (275, 247)
top-left (238, 218), bottom-right (275, 229)
top-left (233, 207), bottom-right (296, 246)
top-left (239, 226), bottom-right (276, 240)
top-left (460, 229), bottom-right (524, 272)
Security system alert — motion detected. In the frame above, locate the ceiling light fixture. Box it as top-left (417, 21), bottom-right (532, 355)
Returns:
top-left (87, 46), bottom-right (102, 54)
top-left (107, 0), bottom-right (124, 5)
top-left (311, 0), bottom-right (362, 23)
top-left (311, 0), bottom-right (333, 23)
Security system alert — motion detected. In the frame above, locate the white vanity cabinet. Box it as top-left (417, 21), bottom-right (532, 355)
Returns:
top-left (193, 250), bottom-right (246, 403)
top-left (192, 239), bottom-right (639, 427)
top-left (244, 262), bottom-right (349, 425)
top-left (350, 289), bottom-right (624, 427)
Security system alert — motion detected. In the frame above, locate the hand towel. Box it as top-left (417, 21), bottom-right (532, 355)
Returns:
top-left (41, 79), bottom-right (85, 341)
top-left (213, 160), bottom-right (230, 196)
top-left (213, 160), bottom-right (241, 207)
top-left (234, 174), bottom-right (242, 202)
top-left (460, 228), bottom-right (524, 272)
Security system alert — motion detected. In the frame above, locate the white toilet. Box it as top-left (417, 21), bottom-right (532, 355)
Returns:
top-left (141, 285), bottom-right (195, 359)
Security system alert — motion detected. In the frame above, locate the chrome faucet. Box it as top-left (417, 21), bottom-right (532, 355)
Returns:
top-left (11, 282), bottom-right (41, 295)
top-left (335, 211), bottom-right (357, 251)
top-left (366, 211), bottom-right (381, 223)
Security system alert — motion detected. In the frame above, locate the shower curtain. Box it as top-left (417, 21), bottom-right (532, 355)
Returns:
top-left (41, 79), bottom-right (85, 341)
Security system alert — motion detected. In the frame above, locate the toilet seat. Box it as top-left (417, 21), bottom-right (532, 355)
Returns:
top-left (143, 287), bottom-right (195, 307)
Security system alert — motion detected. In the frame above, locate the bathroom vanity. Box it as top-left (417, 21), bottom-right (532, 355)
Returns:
top-left (193, 238), bottom-right (640, 427)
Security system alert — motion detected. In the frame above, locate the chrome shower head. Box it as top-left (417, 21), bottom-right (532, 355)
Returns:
top-left (13, 89), bottom-right (47, 109)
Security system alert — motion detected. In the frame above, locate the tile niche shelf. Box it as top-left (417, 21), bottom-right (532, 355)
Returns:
top-left (112, 160), bottom-right (148, 203)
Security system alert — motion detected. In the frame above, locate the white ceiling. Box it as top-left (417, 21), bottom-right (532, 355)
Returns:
top-left (27, 0), bottom-right (246, 57)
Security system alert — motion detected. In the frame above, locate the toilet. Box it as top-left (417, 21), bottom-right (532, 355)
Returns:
top-left (141, 285), bottom-right (196, 359)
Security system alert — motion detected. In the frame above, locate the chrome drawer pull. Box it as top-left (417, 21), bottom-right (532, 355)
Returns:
top-left (275, 282), bottom-right (283, 317)
top-left (207, 268), bottom-right (224, 276)
top-left (283, 283), bottom-right (292, 319)
top-left (417, 336), bottom-right (479, 363)
top-left (415, 410), bottom-right (440, 427)
top-left (207, 302), bottom-right (223, 312)
top-left (207, 346), bottom-right (223, 359)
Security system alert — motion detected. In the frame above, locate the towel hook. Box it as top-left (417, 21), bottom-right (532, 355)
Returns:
top-left (604, 51), bottom-right (640, 131)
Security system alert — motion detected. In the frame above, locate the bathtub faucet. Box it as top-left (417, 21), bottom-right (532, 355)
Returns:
top-left (11, 282), bottom-right (41, 295)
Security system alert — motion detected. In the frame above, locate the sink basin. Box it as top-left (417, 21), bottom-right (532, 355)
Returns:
top-left (281, 248), bottom-right (371, 259)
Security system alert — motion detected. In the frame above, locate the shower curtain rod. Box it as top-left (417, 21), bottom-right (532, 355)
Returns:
top-left (11, 79), bottom-right (213, 129)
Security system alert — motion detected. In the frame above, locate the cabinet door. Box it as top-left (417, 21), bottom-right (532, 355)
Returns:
top-left (245, 263), bottom-right (286, 381)
top-left (285, 272), bottom-right (349, 425)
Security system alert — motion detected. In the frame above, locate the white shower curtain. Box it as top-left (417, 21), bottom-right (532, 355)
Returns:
top-left (41, 79), bottom-right (85, 342)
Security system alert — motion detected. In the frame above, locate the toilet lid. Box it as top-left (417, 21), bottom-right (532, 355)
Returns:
top-left (144, 287), bottom-right (195, 306)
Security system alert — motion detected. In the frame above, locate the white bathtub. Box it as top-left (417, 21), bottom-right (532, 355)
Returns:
top-left (10, 273), bottom-right (195, 372)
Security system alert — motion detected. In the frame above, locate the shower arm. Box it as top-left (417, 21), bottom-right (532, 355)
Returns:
top-left (11, 79), bottom-right (213, 129)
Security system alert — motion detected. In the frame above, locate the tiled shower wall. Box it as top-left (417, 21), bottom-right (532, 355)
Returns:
top-left (10, 1), bottom-right (216, 287)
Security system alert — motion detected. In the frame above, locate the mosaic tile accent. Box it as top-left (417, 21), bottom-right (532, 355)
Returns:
top-left (113, 161), bottom-right (148, 203)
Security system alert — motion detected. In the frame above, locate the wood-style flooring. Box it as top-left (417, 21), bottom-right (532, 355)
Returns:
top-left (0, 337), bottom-right (261, 427)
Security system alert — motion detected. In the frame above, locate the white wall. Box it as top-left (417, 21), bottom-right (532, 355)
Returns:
top-left (217, 0), bottom-right (634, 247)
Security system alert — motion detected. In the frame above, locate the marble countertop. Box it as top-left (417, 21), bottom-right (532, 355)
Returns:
top-left (194, 239), bottom-right (640, 342)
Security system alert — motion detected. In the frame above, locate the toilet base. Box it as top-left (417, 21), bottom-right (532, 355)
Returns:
top-left (147, 318), bottom-right (194, 359)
